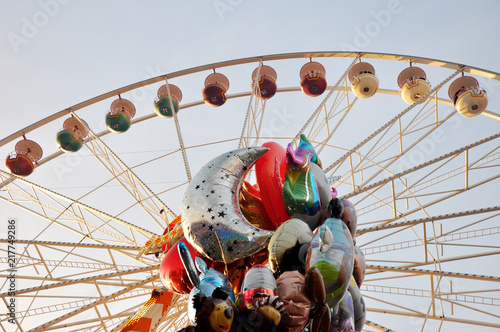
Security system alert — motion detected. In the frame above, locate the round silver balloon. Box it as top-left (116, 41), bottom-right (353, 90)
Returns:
top-left (330, 290), bottom-right (355, 332)
top-left (181, 147), bottom-right (273, 263)
top-left (348, 278), bottom-right (366, 331)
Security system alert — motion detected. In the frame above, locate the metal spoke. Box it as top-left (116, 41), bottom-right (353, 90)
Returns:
top-left (0, 170), bottom-right (155, 246)
top-left (1, 265), bottom-right (159, 297)
top-left (367, 307), bottom-right (500, 329)
top-left (366, 265), bottom-right (500, 282)
top-left (294, 54), bottom-right (361, 143)
top-left (342, 134), bottom-right (500, 225)
top-left (71, 110), bottom-right (176, 227)
top-left (239, 58), bottom-right (263, 148)
top-left (29, 274), bottom-right (158, 332)
top-left (164, 77), bottom-right (192, 182)
top-left (324, 68), bottom-right (462, 174)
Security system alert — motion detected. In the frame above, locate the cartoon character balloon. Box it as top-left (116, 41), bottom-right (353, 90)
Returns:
top-left (340, 198), bottom-right (358, 243)
top-left (348, 277), bottom-right (366, 331)
top-left (353, 245), bottom-right (366, 287)
top-left (178, 242), bottom-right (236, 326)
top-left (283, 134), bottom-right (334, 230)
top-left (240, 265), bottom-right (279, 313)
top-left (306, 218), bottom-right (355, 307)
top-left (275, 270), bottom-right (311, 331)
top-left (330, 290), bottom-right (355, 332)
top-left (177, 287), bottom-right (235, 332)
top-left (283, 135), bottom-right (322, 216)
top-left (274, 267), bottom-right (330, 331)
top-left (238, 265), bottom-right (284, 331)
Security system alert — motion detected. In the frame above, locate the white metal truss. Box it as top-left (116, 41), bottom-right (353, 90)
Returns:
top-left (29, 274), bottom-right (159, 331)
top-left (294, 54), bottom-right (361, 146)
top-left (239, 58), bottom-right (263, 148)
top-left (0, 236), bottom-right (161, 331)
top-left (71, 110), bottom-right (176, 226)
top-left (323, 68), bottom-right (462, 176)
top-left (0, 170), bottom-right (156, 247)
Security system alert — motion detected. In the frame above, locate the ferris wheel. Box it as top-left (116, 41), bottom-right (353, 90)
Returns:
top-left (1, 51), bottom-right (499, 332)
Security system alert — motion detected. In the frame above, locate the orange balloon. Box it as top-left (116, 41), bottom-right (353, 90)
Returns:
top-left (239, 181), bottom-right (275, 231)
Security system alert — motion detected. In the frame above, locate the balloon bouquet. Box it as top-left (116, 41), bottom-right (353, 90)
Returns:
top-left (160, 134), bottom-right (366, 332)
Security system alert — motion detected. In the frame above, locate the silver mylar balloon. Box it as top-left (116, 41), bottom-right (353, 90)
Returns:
top-left (181, 147), bottom-right (273, 263)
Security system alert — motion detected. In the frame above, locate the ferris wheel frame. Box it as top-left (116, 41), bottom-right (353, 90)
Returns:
top-left (1, 51), bottom-right (500, 332)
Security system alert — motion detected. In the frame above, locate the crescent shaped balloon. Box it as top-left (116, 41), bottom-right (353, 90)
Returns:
top-left (181, 147), bottom-right (273, 263)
